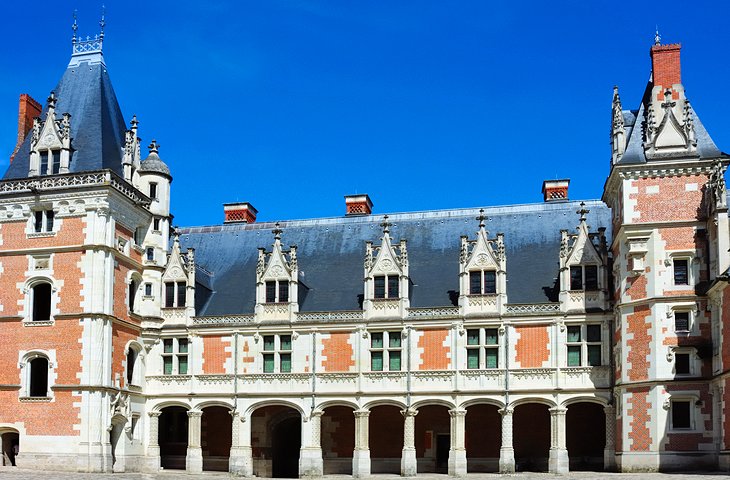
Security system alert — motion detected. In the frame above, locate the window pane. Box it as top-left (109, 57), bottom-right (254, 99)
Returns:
top-left (145, 283), bottom-right (152, 296)
top-left (484, 271), bottom-right (496, 294)
top-left (29, 357), bottom-right (48, 397)
top-left (675, 312), bottom-right (689, 332)
top-left (467, 349), bottom-right (479, 369)
top-left (587, 345), bottom-right (602, 366)
top-left (485, 329), bottom-right (498, 345)
top-left (672, 401), bottom-right (691, 429)
top-left (46, 210), bottom-right (54, 232)
top-left (674, 259), bottom-right (689, 285)
top-left (263, 335), bottom-right (275, 351)
top-left (567, 326), bottom-right (581, 342)
top-left (567, 346), bottom-right (581, 366)
top-left (467, 329), bottom-right (480, 346)
top-left (388, 275), bottom-right (399, 298)
top-left (35, 211), bottom-right (43, 233)
top-left (147, 248), bottom-right (154, 261)
top-left (32, 283), bottom-right (52, 321)
top-left (389, 332), bottom-right (401, 348)
top-left (586, 324), bottom-right (601, 342)
top-left (485, 348), bottom-right (498, 368)
top-left (280, 335), bottom-right (292, 351)
top-left (178, 339), bottom-right (189, 353)
top-left (570, 266), bottom-right (583, 290)
top-left (163, 356), bottom-right (173, 375)
top-left (280, 353), bottom-right (291, 373)
top-left (149, 183), bottom-right (157, 199)
top-left (585, 265), bottom-right (598, 290)
top-left (675, 353), bottom-right (690, 375)
top-left (389, 351), bottom-right (401, 371)
top-left (374, 276), bottom-right (385, 299)
top-left (51, 150), bottom-right (60, 174)
top-left (371, 332), bottom-right (383, 349)
top-left (40, 151), bottom-right (49, 175)
top-left (163, 339), bottom-right (173, 353)
top-left (178, 355), bottom-right (188, 374)
top-left (266, 281), bottom-right (276, 303)
top-left (165, 282), bottom-right (175, 307)
top-left (128, 281), bottom-right (137, 311)
top-left (177, 282), bottom-right (186, 307)
top-left (469, 271), bottom-right (481, 294)
top-left (153, 218), bottom-right (160, 230)
top-left (279, 281), bottom-right (289, 302)
top-left (263, 353), bottom-right (275, 373)
top-left (371, 351), bottom-right (383, 371)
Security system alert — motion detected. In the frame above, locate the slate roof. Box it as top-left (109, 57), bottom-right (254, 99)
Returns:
top-left (3, 54), bottom-right (127, 179)
top-left (178, 200), bottom-right (612, 316)
top-left (139, 152), bottom-right (171, 177)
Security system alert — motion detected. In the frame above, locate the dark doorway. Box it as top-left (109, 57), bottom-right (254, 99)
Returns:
top-left (272, 417), bottom-right (300, 478)
top-left (566, 402), bottom-right (605, 471)
top-left (465, 403), bottom-right (501, 472)
top-left (414, 404), bottom-right (450, 473)
top-left (159, 406), bottom-right (188, 470)
top-left (322, 406), bottom-right (354, 475)
top-left (369, 405), bottom-right (403, 474)
top-left (202, 406), bottom-right (232, 471)
top-left (1, 432), bottom-right (19, 466)
top-left (436, 434), bottom-right (450, 472)
top-left (513, 403), bottom-right (550, 472)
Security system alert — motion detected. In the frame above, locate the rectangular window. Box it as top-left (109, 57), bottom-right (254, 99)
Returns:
top-left (163, 356), bottom-right (173, 375)
top-left (674, 312), bottom-right (690, 332)
top-left (280, 353), bottom-right (292, 373)
top-left (371, 351), bottom-right (383, 371)
top-left (279, 281), bottom-right (289, 302)
top-left (675, 353), bottom-right (690, 375)
top-left (51, 150), bottom-right (60, 175)
top-left (46, 210), bottom-right (54, 232)
top-left (674, 259), bottom-right (689, 285)
top-left (586, 324), bottom-right (602, 366)
top-left (177, 282), bottom-right (186, 307)
top-left (33, 210), bottom-right (54, 233)
top-left (265, 281), bottom-right (276, 303)
top-left (263, 354), bottom-right (275, 373)
top-left (671, 401), bottom-right (691, 429)
top-left (374, 276), bottom-right (386, 299)
top-left (389, 350), bottom-right (401, 371)
top-left (263, 335), bottom-right (275, 351)
top-left (584, 265), bottom-right (598, 290)
top-left (149, 182), bottom-right (158, 199)
top-left (165, 282), bottom-right (175, 308)
top-left (465, 327), bottom-right (499, 369)
top-left (484, 271), bottom-right (496, 294)
top-left (40, 151), bottom-right (49, 175)
top-left (34, 211), bottom-right (43, 233)
top-left (566, 324), bottom-right (602, 367)
top-left (146, 247), bottom-right (154, 262)
top-left (469, 271), bottom-right (481, 294)
top-left (469, 271), bottom-right (497, 294)
top-left (262, 334), bottom-right (292, 373)
top-left (388, 275), bottom-right (399, 298)
top-left (370, 331), bottom-right (401, 371)
top-left (467, 348), bottom-right (479, 369)
top-left (162, 338), bottom-right (189, 375)
top-left (145, 283), bottom-right (152, 296)
top-left (570, 266), bottom-right (583, 290)
top-left (153, 218), bottom-right (161, 231)
top-left (567, 325), bottom-right (582, 366)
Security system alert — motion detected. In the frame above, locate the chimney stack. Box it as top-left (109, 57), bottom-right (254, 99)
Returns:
top-left (10, 94), bottom-right (42, 163)
top-left (542, 179), bottom-right (570, 202)
top-left (223, 202), bottom-right (258, 224)
top-left (345, 194), bottom-right (373, 216)
top-left (650, 43), bottom-right (682, 92)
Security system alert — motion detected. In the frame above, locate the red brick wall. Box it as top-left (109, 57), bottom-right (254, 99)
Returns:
top-left (515, 325), bottom-right (549, 368)
top-left (0, 217), bottom-right (85, 249)
top-left (55, 252), bottom-right (83, 313)
top-left (417, 329), bottom-right (450, 370)
top-left (626, 306), bottom-right (652, 381)
top-left (0, 255), bottom-right (26, 317)
top-left (664, 384), bottom-right (713, 451)
top-left (321, 332), bottom-right (355, 372)
top-left (651, 44), bottom-right (681, 91)
top-left (203, 335), bottom-right (228, 374)
top-left (242, 339), bottom-right (255, 373)
top-left (112, 322), bottom-right (140, 385)
top-left (630, 176), bottom-right (707, 223)
top-left (724, 378), bottom-right (730, 450)
top-left (627, 387), bottom-right (651, 451)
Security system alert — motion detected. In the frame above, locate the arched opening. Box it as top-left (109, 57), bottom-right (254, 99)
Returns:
top-left (513, 403), bottom-right (550, 472)
top-left (321, 406), bottom-right (354, 475)
top-left (566, 402), bottom-right (605, 471)
top-left (29, 357), bottom-right (49, 397)
top-left (414, 405), bottom-right (450, 473)
top-left (32, 282), bottom-right (51, 321)
top-left (465, 403), bottom-right (501, 472)
top-left (128, 279), bottom-right (138, 312)
top-left (159, 406), bottom-right (188, 470)
top-left (251, 405), bottom-right (301, 478)
top-left (1, 430), bottom-right (19, 466)
top-left (126, 346), bottom-right (139, 386)
top-left (201, 406), bottom-right (232, 471)
top-left (369, 405), bottom-right (403, 474)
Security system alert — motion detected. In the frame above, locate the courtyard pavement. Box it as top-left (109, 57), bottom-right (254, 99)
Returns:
top-left (1, 467), bottom-right (730, 480)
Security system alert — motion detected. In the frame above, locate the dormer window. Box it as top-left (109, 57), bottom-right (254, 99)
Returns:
top-left (39, 150), bottom-right (61, 175)
top-left (469, 270), bottom-right (496, 295)
top-left (164, 281), bottom-right (186, 308)
top-left (374, 275), bottom-right (399, 299)
top-left (569, 265), bottom-right (598, 291)
top-left (265, 280), bottom-right (289, 303)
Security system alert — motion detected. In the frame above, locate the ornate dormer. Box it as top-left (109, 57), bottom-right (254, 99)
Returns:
top-left (643, 89), bottom-right (698, 158)
top-left (364, 215), bottom-right (409, 319)
top-left (559, 203), bottom-right (609, 312)
top-left (255, 223), bottom-right (299, 321)
top-left (611, 86), bottom-right (625, 165)
top-left (458, 209), bottom-right (506, 316)
top-left (28, 92), bottom-right (72, 176)
top-left (159, 231), bottom-right (196, 322)
top-left (123, 115), bottom-right (142, 183)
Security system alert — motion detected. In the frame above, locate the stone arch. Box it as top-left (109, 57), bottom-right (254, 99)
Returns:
top-left (362, 399), bottom-right (407, 411)
top-left (566, 401), bottom-right (606, 471)
top-left (316, 399), bottom-right (359, 411)
top-left (513, 402), bottom-right (551, 472)
top-left (0, 427), bottom-right (19, 467)
top-left (150, 400), bottom-right (190, 414)
top-left (250, 404), bottom-right (302, 478)
top-left (465, 402), bottom-right (501, 472)
top-left (368, 404), bottom-right (403, 474)
top-left (413, 403), bottom-right (451, 473)
top-left (201, 405), bottom-right (232, 472)
top-left (246, 399), bottom-right (305, 418)
top-left (561, 396), bottom-right (608, 408)
top-left (459, 398), bottom-right (505, 410)
top-left (23, 276), bottom-right (57, 323)
top-left (194, 400), bottom-right (234, 412)
top-left (123, 340), bottom-right (143, 387)
top-left (126, 271), bottom-right (143, 314)
top-left (508, 396), bottom-right (557, 409)
top-left (412, 398), bottom-right (456, 410)
top-left (159, 405), bottom-right (190, 470)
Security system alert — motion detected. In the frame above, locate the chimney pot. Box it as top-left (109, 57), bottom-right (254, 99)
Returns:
top-left (223, 202), bottom-right (258, 224)
top-left (542, 179), bottom-right (570, 202)
top-left (10, 94), bottom-right (42, 163)
top-left (345, 194), bottom-right (373, 216)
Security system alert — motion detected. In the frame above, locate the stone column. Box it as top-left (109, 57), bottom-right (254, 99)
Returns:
top-left (229, 410), bottom-right (254, 476)
top-left (186, 410), bottom-right (203, 474)
top-left (352, 409), bottom-right (371, 478)
top-left (603, 405), bottom-right (616, 471)
top-left (548, 406), bottom-right (568, 474)
top-left (401, 407), bottom-right (418, 476)
top-left (144, 412), bottom-right (161, 472)
top-left (299, 409), bottom-right (324, 477)
top-left (448, 409), bottom-right (467, 477)
top-left (498, 407), bottom-right (515, 473)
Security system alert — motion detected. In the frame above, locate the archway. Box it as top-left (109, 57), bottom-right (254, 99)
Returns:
top-left (414, 405), bottom-right (450, 473)
top-left (1, 430), bottom-right (19, 466)
top-left (321, 406), bottom-right (354, 475)
top-left (369, 405), bottom-right (403, 474)
top-left (251, 405), bottom-right (301, 478)
top-left (465, 403), bottom-right (501, 472)
top-left (201, 406), bottom-right (232, 471)
top-left (513, 403), bottom-right (550, 472)
top-left (566, 402), bottom-right (605, 471)
top-left (159, 406), bottom-right (188, 470)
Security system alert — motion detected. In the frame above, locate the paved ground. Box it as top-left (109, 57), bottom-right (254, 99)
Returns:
top-left (2, 467), bottom-right (730, 480)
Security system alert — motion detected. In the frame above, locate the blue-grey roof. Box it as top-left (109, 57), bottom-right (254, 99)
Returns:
top-left (3, 56), bottom-right (126, 179)
top-left (139, 152), bottom-right (171, 177)
top-left (178, 200), bottom-right (612, 316)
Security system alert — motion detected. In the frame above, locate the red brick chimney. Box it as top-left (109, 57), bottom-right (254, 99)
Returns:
top-left (223, 202), bottom-right (258, 224)
top-left (650, 43), bottom-right (681, 91)
top-left (542, 179), bottom-right (570, 202)
top-left (345, 194), bottom-right (373, 216)
top-left (10, 94), bottom-right (42, 163)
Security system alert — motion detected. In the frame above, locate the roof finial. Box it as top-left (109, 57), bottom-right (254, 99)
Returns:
top-left (380, 215), bottom-right (391, 235)
top-left (654, 25), bottom-right (661, 46)
top-left (577, 201), bottom-right (590, 222)
top-left (130, 115), bottom-right (139, 130)
top-left (272, 222), bottom-right (283, 240)
top-left (148, 139), bottom-right (159, 155)
top-left (47, 91), bottom-right (57, 110)
top-left (72, 10), bottom-right (78, 44)
top-left (99, 5), bottom-right (106, 38)
top-left (476, 208), bottom-right (486, 229)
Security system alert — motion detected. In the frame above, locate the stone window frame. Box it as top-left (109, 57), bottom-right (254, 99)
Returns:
top-left (126, 271), bottom-right (144, 315)
top-left (261, 333), bottom-right (292, 373)
top-left (568, 264), bottom-right (600, 291)
top-left (468, 270), bottom-right (497, 295)
top-left (18, 350), bottom-right (56, 400)
top-left (667, 394), bottom-right (700, 432)
top-left (565, 323), bottom-right (603, 367)
top-left (668, 346), bottom-right (699, 378)
top-left (26, 207), bottom-right (57, 238)
top-left (373, 274), bottom-right (400, 299)
top-left (465, 326), bottom-right (499, 369)
top-left (124, 341), bottom-right (144, 387)
top-left (22, 276), bottom-right (58, 326)
top-left (369, 330), bottom-right (402, 371)
top-left (161, 337), bottom-right (189, 375)
top-left (264, 280), bottom-right (290, 304)
top-left (669, 303), bottom-right (697, 335)
top-left (163, 281), bottom-right (186, 309)
top-left (666, 252), bottom-right (697, 289)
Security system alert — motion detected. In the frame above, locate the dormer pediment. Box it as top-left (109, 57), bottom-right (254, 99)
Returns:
top-left (162, 234), bottom-right (190, 282)
top-left (562, 204), bottom-right (606, 268)
top-left (370, 237), bottom-right (403, 275)
top-left (261, 250), bottom-right (293, 280)
top-left (256, 223), bottom-right (298, 283)
top-left (464, 229), bottom-right (502, 271)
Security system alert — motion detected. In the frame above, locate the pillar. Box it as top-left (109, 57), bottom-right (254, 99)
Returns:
top-left (353, 409), bottom-right (370, 478)
top-left (186, 410), bottom-right (203, 474)
top-left (603, 405), bottom-right (616, 471)
top-left (401, 407), bottom-right (418, 477)
top-left (498, 407), bottom-right (515, 473)
top-left (229, 410), bottom-right (253, 476)
top-left (144, 412), bottom-right (161, 472)
top-left (300, 409), bottom-right (324, 477)
top-left (448, 409), bottom-right (467, 477)
top-left (548, 406), bottom-right (568, 474)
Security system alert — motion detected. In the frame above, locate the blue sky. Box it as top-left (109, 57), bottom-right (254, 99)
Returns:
top-left (1, 1), bottom-right (729, 226)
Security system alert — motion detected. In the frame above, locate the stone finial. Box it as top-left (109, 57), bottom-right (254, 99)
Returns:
top-left (148, 139), bottom-right (159, 155)
top-left (476, 208), bottom-right (486, 229)
top-left (272, 222), bottom-right (283, 241)
top-left (654, 26), bottom-right (661, 46)
top-left (380, 215), bottom-right (391, 235)
top-left (72, 10), bottom-right (78, 43)
top-left (577, 201), bottom-right (590, 222)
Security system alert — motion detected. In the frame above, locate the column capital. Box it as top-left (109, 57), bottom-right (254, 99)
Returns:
top-left (604, 404), bottom-right (616, 415)
top-left (187, 410), bottom-right (203, 418)
top-left (310, 408), bottom-right (324, 418)
top-left (354, 409), bottom-right (370, 418)
top-left (449, 408), bottom-right (467, 418)
top-left (148, 411), bottom-right (161, 418)
top-left (498, 406), bottom-right (514, 416)
top-left (401, 407), bottom-right (418, 417)
top-left (549, 406), bottom-right (567, 415)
